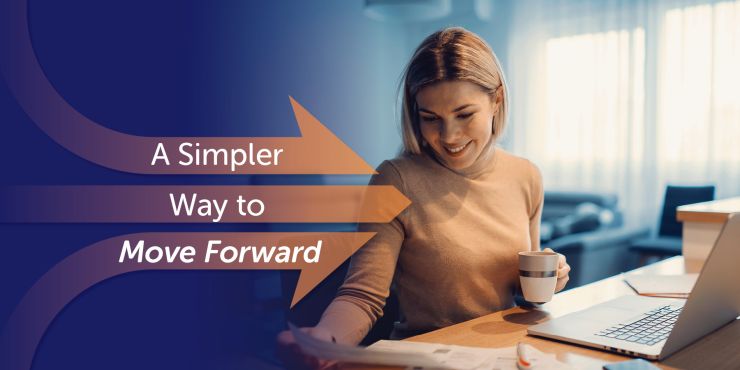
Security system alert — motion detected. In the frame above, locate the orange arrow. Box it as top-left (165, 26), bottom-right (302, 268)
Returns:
top-left (0, 232), bottom-right (375, 370)
top-left (137, 97), bottom-right (376, 174)
top-left (0, 0), bottom-right (373, 175)
top-left (0, 185), bottom-right (411, 223)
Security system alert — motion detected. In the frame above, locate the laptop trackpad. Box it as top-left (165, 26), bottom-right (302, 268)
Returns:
top-left (580, 305), bottom-right (637, 322)
top-left (532, 304), bottom-right (640, 336)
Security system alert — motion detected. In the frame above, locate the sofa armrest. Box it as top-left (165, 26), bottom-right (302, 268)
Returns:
top-left (545, 226), bottom-right (650, 252)
top-left (544, 226), bottom-right (651, 288)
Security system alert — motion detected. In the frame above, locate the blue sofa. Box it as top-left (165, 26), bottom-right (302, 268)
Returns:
top-left (541, 191), bottom-right (650, 288)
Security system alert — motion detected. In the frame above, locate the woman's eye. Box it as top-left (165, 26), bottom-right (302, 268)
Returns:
top-left (421, 115), bottom-right (439, 122)
top-left (457, 112), bottom-right (474, 119)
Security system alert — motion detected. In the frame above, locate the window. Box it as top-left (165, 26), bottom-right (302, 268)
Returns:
top-left (658, 2), bottom-right (740, 165)
top-left (508, 0), bottom-right (740, 224)
top-left (544, 28), bottom-right (645, 165)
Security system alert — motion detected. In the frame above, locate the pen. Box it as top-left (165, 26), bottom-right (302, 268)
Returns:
top-left (516, 342), bottom-right (534, 370)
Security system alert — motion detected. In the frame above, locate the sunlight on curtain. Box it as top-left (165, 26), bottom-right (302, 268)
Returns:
top-left (507, 0), bottom-right (740, 227)
top-left (657, 1), bottom-right (740, 185)
top-left (544, 29), bottom-right (645, 166)
top-left (526, 26), bottom-right (650, 224)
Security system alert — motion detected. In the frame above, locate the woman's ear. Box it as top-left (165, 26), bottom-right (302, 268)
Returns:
top-left (491, 86), bottom-right (504, 115)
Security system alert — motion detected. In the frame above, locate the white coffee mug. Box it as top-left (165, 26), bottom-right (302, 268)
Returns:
top-left (518, 251), bottom-right (559, 304)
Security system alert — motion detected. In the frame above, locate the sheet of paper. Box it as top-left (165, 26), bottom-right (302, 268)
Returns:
top-left (368, 340), bottom-right (572, 370)
top-left (623, 273), bottom-right (698, 298)
top-left (369, 340), bottom-right (493, 369)
top-left (288, 323), bottom-right (449, 368)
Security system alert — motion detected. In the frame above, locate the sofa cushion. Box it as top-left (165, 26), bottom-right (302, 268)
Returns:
top-left (541, 201), bottom-right (616, 242)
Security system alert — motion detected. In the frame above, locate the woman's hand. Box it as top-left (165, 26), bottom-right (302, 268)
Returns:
top-left (543, 247), bottom-right (570, 292)
top-left (276, 326), bottom-right (337, 370)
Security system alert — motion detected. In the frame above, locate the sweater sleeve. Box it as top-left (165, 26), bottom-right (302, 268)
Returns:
top-left (315, 160), bottom-right (406, 345)
top-left (529, 163), bottom-right (544, 251)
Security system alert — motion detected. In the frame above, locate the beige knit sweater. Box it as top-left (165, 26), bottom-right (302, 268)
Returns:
top-left (316, 147), bottom-right (543, 344)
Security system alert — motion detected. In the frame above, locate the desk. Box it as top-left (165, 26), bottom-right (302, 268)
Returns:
top-left (677, 197), bottom-right (740, 262)
top-left (677, 197), bottom-right (740, 224)
top-left (345, 257), bottom-right (740, 370)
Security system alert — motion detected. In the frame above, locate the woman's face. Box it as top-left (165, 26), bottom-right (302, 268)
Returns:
top-left (416, 80), bottom-right (500, 170)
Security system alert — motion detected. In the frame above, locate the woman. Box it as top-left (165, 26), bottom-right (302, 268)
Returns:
top-left (278, 27), bottom-right (570, 369)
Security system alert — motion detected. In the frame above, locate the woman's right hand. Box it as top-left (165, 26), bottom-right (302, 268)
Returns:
top-left (276, 326), bottom-right (337, 370)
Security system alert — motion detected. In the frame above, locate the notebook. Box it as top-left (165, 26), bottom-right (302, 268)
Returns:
top-left (623, 274), bottom-right (698, 298)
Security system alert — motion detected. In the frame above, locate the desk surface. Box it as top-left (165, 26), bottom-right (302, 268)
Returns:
top-left (344, 257), bottom-right (740, 370)
top-left (677, 196), bottom-right (740, 223)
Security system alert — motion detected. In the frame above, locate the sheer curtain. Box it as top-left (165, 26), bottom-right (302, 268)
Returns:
top-left (504, 0), bottom-right (740, 227)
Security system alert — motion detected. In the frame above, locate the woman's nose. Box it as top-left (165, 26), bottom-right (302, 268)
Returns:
top-left (440, 121), bottom-right (461, 142)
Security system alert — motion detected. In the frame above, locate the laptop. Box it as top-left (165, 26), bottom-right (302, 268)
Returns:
top-left (527, 213), bottom-right (740, 360)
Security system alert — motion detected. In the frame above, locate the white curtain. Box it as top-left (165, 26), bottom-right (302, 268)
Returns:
top-left (504, 0), bottom-right (740, 227)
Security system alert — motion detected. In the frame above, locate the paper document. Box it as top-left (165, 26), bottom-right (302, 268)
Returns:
top-left (368, 340), bottom-right (571, 370)
top-left (290, 322), bottom-right (570, 370)
top-left (623, 273), bottom-right (698, 298)
top-left (288, 323), bottom-right (449, 368)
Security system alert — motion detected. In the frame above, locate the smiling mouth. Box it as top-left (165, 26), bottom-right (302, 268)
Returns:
top-left (443, 141), bottom-right (471, 157)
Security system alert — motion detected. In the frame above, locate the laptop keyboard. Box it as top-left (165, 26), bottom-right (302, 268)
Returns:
top-left (595, 305), bottom-right (683, 346)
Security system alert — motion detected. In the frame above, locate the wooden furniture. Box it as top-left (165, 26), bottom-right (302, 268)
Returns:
top-left (344, 257), bottom-right (740, 370)
top-left (677, 196), bottom-right (740, 262)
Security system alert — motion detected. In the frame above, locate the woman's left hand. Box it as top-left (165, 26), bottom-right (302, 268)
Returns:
top-left (543, 248), bottom-right (570, 292)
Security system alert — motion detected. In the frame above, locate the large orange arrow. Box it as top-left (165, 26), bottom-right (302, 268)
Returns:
top-left (0, 0), bottom-right (374, 175)
top-left (0, 232), bottom-right (375, 370)
top-left (0, 185), bottom-right (411, 223)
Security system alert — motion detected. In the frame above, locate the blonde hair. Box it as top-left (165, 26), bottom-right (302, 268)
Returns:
top-left (399, 27), bottom-right (509, 154)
